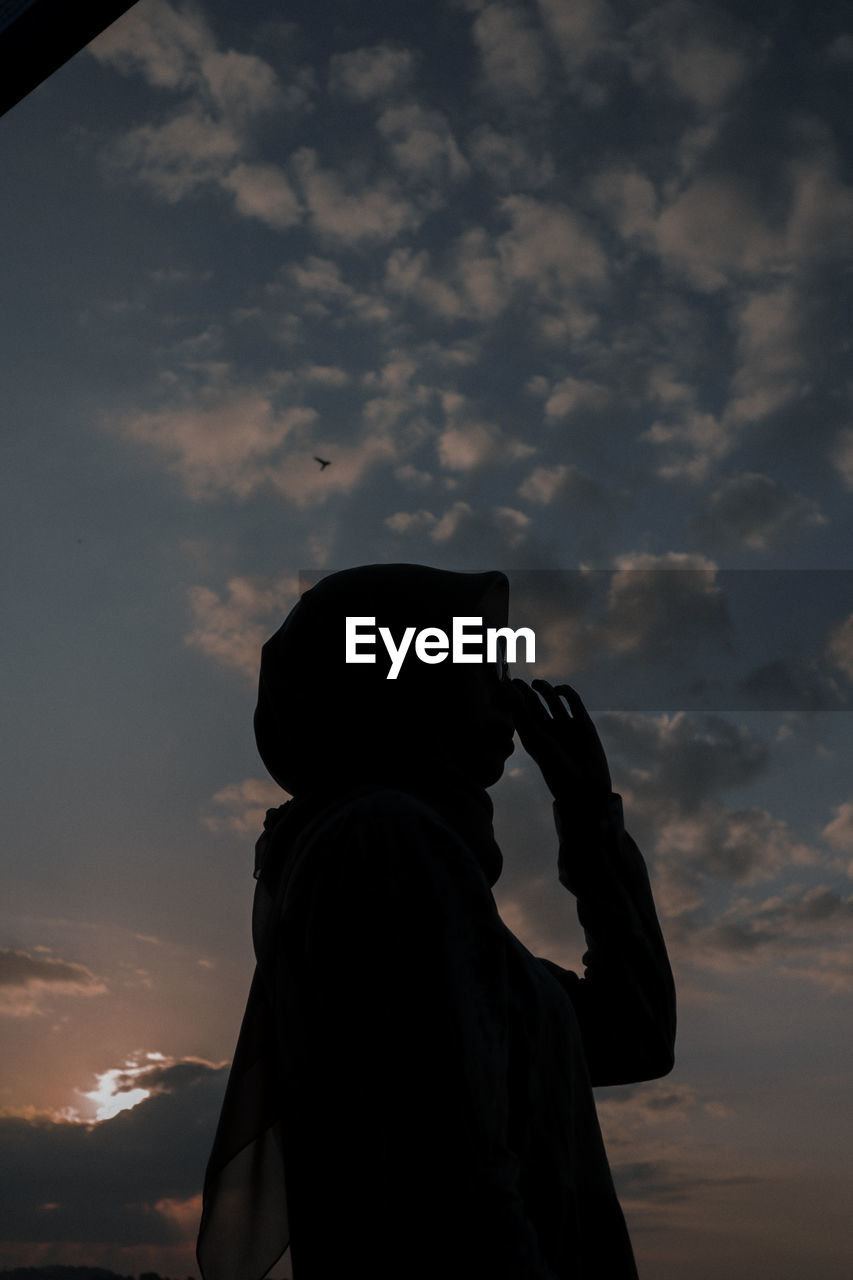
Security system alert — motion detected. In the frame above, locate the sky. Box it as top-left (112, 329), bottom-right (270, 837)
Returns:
top-left (1, 0), bottom-right (852, 1275)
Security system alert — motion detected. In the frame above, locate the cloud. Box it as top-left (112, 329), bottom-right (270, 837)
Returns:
top-left (287, 254), bottom-right (393, 325)
top-left (652, 174), bottom-right (780, 293)
top-left (580, 706), bottom-right (853, 988)
top-left (90, 0), bottom-right (227, 95)
top-left (185, 574), bottom-right (299, 680)
top-left (119, 387), bottom-right (318, 500)
top-left (436, 420), bottom-right (535, 471)
top-left (589, 165), bottom-right (658, 241)
top-left (594, 1079), bottom-right (725, 1149)
top-left (497, 194), bottom-right (608, 294)
top-left (599, 710), bottom-right (769, 816)
top-left (471, 2), bottom-right (548, 100)
top-left (652, 804), bottom-right (816, 890)
top-left (827, 612), bottom-right (853, 681)
top-left (431, 500), bottom-right (475, 543)
top-left (591, 139), bottom-right (853, 324)
top-left (596, 552), bottom-right (730, 662)
top-left (536, 0), bottom-right (614, 86)
top-left (221, 162), bottom-right (301, 229)
top-left (385, 195), bottom-right (606, 334)
top-left (0, 949), bottom-right (107, 1018)
top-left (203, 777), bottom-right (289, 836)
top-left (822, 802), bottom-right (853, 854)
top-left (627, 0), bottom-right (754, 110)
top-left (737, 657), bottom-right (846, 712)
top-left (517, 463), bottom-right (606, 506)
top-left (92, 0), bottom-right (305, 228)
top-left (384, 509), bottom-right (438, 536)
top-left (111, 107), bottom-right (244, 202)
top-left (529, 373), bottom-right (612, 421)
top-left (291, 147), bottom-right (420, 244)
top-left (726, 282), bottom-right (806, 424)
top-left (493, 505), bottom-right (531, 547)
top-left (829, 427), bottom-right (853, 491)
top-left (826, 33), bottom-right (853, 64)
top-left (501, 557), bottom-right (733, 698)
top-left (328, 43), bottom-right (415, 101)
top-left (680, 884), bottom-right (853, 988)
top-left (0, 1057), bottom-right (225, 1245)
top-left (385, 237), bottom-right (507, 322)
top-left (384, 501), bottom-right (532, 551)
top-left (300, 364), bottom-right (351, 387)
top-left (642, 407), bottom-right (731, 483)
top-left (690, 473), bottom-right (826, 552)
top-left (377, 102), bottom-right (470, 187)
top-left (467, 125), bottom-right (555, 190)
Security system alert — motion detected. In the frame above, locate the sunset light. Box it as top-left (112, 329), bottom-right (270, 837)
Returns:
top-left (2, 0), bottom-right (853, 1277)
top-left (78, 1053), bottom-right (165, 1123)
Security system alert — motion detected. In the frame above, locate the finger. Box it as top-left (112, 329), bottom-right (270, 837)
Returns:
top-left (552, 684), bottom-right (594, 724)
top-left (532, 679), bottom-right (572, 722)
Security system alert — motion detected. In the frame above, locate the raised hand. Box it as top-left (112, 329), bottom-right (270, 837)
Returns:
top-left (509, 678), bottom-right (612, 810)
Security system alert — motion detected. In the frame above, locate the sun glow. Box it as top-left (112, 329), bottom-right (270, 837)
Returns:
top-left (78, 1052), bottom-right (167, 1121)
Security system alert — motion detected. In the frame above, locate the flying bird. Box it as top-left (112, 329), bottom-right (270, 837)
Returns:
top-left (314, 456), bottom-right (331, 470)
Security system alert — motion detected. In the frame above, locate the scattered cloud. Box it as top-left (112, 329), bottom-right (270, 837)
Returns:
top-left (827, 612), bottom-right (853, 681)
top-left (593, 552), bottom-right (730, 662)
top-left (471, 2), bottom-right (548, 100)
top-left (220, 161), bottom-right (301, 229)
top-left (91, 0), bottom-right (308, 230)
top-left (627, 1), bottom-right (754, 110)
top-left (517, 462), bottom-right (605, 506)
top-left (0, 949), bottom-right (106, 1018)
top-left (600, 709), bottom-right (769, 815)
top-left (185, 573), bottom-right (299, 680)
top-left (530, 373), bottom-right (612, 421)
top-left (468, 125), bottom-right (555, 190)
top-left (679, 883), bottom-right (853, 988)
top-left (822, 801), bottom-right (853, 855)
top-left (642, 407), bottom-right (731, 483)
top-left (328, 43), bottom-right (415, 101)
top-left (726, 282), bottom-right (806, 425)
top-left (829, 427), bottom-right (853, 491)
top-left (737, 657), bottom-right (846, 712)
top-left (203, 777), bottom-right (290, 836)
top-left (378, 102), bottom-right (470, 188)
top-left (536, 0), bottom-right (614, 95)
top-left (437, 419), bottom-right (535, 471)
top-left (0, 1056), bottom-right (225, 1244)
top-left (690, 472), bottom-right (826, 552)
top-left (118, 386), bottom-right (317, 500)
top-left (291, 147), bottom-right (420, 244)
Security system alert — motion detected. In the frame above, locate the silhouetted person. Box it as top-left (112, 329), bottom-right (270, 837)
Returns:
top-left (197, 565), bottom-right (675, 1280)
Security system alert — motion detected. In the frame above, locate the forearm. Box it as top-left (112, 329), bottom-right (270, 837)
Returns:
top-left (543, 794), bottom-right (676, 1085)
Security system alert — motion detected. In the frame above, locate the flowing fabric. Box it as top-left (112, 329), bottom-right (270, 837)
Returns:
top-left (196, 565), bottom-right (676, 1280)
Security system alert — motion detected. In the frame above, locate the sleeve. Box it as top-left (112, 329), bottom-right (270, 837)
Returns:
top-left (537, 793), bottom-right (676, 1088)
top-left (279, 792), bottom-right (559, 1280)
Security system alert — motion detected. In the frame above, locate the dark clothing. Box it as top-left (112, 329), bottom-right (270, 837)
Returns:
top-left (198, 783), bottom-right (675, 1280)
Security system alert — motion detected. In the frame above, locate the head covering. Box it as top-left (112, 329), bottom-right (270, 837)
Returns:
top-left (254, 563), bottom-right (513, 795)
top-left (197, 565), bottom-right (513, 1280)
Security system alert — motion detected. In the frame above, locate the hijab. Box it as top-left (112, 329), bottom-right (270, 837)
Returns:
top-left (197, 564), bottom-right (513, 1280)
